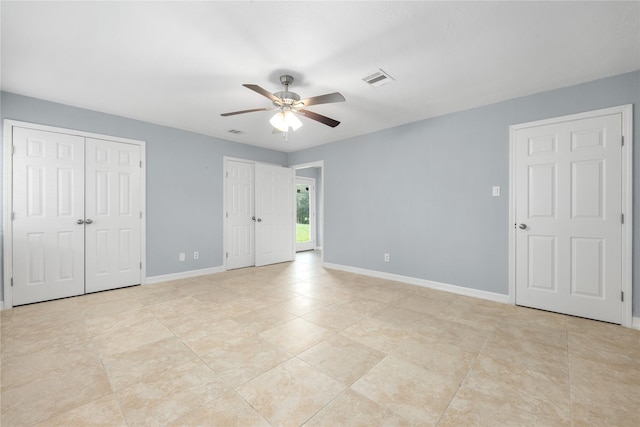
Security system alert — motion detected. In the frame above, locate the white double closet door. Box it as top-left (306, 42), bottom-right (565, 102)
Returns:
top-left (11, 126), bottom-right (142, 306)
top-left (225, 159), bottom-right (294, 269)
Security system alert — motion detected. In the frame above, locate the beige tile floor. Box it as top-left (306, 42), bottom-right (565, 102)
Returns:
top-left (1, 251), bottom-right (639, 426)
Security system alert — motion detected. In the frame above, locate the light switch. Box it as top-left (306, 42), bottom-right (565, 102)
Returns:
top-left (492, 186), bottom-right (501, 197)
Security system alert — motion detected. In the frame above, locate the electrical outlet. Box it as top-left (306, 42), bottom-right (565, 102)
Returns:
top-left (384, 253), bottom-right (390, 262)
top-left (194, 251), bottom-right (199, 260)
top-left (179, 252), bottom-right (185, 261)
top-left (492, 186), bottom-right (501, 196)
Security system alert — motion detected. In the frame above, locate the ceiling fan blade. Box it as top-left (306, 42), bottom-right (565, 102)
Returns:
top-left (298, 109), bottom-right (341, 128)
top-left (300, 92), bottom-right (345, 107)
top-left (220, 107), bottom-right (272, 117)
top-left (243, 84), bottom-right (280, 103)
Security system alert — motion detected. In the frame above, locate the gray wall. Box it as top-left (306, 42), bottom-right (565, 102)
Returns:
top-left (288, 71), bottom-right (640, 316)
top-left (2, 71), bottom-right (639, 316)
top-left (0, 92), bottom-right (287, 301)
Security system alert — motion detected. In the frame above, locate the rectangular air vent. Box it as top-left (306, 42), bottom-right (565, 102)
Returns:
top-left (227, 129), bottom-right (245, 135)
top-left (362, 69), bottom-right (394, 87)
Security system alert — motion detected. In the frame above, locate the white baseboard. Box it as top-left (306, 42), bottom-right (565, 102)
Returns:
top-left (146, 266), bottom-right (225, 285)
top-left (0, 267), bottom-right (225, 310)
top-left (4, 265), bottom-right (637, 325)
top-left (322, 262), bottom-right (510, 304)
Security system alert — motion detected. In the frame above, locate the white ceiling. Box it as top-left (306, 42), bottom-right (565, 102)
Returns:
top-left (2, 1), bottom-right (639, 153)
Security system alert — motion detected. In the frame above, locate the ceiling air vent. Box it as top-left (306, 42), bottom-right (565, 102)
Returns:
top-left (362, 69), bottom-right (394, 87)
top-left (227, 129), bottom-right (245, 135)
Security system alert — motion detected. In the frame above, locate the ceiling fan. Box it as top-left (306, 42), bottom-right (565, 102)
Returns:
top-left (221, 75), bottom-right (345, 133)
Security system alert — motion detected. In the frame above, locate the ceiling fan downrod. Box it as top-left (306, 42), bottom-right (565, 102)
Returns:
top-left (274, 75), bottom-right (300, 107)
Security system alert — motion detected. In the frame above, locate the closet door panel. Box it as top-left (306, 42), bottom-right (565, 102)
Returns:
top-left (85, 138), bottom-right (141, 293)
top-left (225, 160), bottom-right (256, 269)
top-left (255, 163), bottom-right (294, 266)
top-left (12, 128), bottom-right (86, 305)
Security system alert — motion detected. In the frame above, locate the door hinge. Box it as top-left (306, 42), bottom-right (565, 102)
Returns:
top-left (225, 212), bottom-right (228, 218)
top-left (621, 136), bottom-right (624, 147)
top-left (140, 211), bottom-right (142, 219)
top-left (226, 171), bottom-right (228, 178)
top-left (226, 252), bottom-right (229, 259)
top-left (621, 291), bottom-right (624, 302)
top-left (12, 145), bottom-right (15, 155)
top-left (11, 212), bottom-right (15, 221)
top-left (140, 262), bottom-right (142, 269)
top-left (140, 161), bottom-right (142, 168)
top-left (10, 277), bottom-right (13, 287)
top-left (621, 213), bottom-right (624, 224)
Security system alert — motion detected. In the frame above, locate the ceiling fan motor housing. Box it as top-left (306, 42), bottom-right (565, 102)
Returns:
top-left (280, 74), bottom-right (294, 86)
top-left (274, 75), bottom-right (301, 107)
top-left (273, 90), bottom-right (300, 107)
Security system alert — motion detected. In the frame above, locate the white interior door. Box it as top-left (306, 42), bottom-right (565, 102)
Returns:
top-left (225, 160), bottom-right (255, 270)
top-left (296, 177), bottom-right (316, 252)
top-left (514, 113), bottom-right (623, 323)
top-left (255, 163), bottom-right (294, 267)
top-left (12, 127), bottom-right (86, 305)
top-left (85, 138), bottom-right (142, 293)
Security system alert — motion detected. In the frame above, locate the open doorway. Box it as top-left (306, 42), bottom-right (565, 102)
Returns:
top-left (296, 176), bottom-right (315, 251)
top-left (292, 161), bottom-right (324, 258)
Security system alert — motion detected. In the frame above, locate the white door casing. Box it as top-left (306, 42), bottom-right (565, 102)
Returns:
top-left (225, 160), bottom-right (255, 270)
top-left (291, 161), bottom-right (325, 260)
top-left (11, 127), bottom-right (86, 305)
top-left (296, 177), bottom-right (316, 252)
top-left (254, 163), bottom-right (294, 267)
top-left (3, 120), bottom-right (147, 309)
top-left (510, 105), bottom-right (632, 326)
top-left (85, 138), bottom-right (142, 293)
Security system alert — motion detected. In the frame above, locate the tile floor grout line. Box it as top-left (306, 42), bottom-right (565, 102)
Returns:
top-left (143, 311), bottom-right (238, 425)
top-left (111, 306), bottom-right (179, 426)
top-left (566, 325), bottom-right (574, 426)
top-left (298, 385), bottom-right (351, 427)
top-left (433, 315), bottom-right (497, 426)
top-left (2, 251), bottom-right (638, 425)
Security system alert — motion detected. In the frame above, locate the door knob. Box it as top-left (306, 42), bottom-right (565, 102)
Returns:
top-left (85, 219), bottom-right (93, 225)
top-left (257, 218), bottom-right (262, 222)
top-left (251, 216), bottom-right (256, 221)
top-left (518, 223), bottom-right (527, 230)
top-left (76, 219), bottom-right (84, 225)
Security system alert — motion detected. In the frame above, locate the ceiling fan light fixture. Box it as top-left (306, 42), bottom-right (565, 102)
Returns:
top-left (270, 110), bottom-right (302, 132)
top-left (286, 110), bottom-right (303, 130)
top-left (269, 111), bottom-right (287, 132)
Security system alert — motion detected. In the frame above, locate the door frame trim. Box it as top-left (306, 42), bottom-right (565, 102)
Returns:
top-left (295, 176), bottom-right (316, 252)
top-left (291, 161), bottom-right (325, 263)
top-left (508, 105), bottom-right (633, 327)
top-left (2, 120), bottom-right (147, 309)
